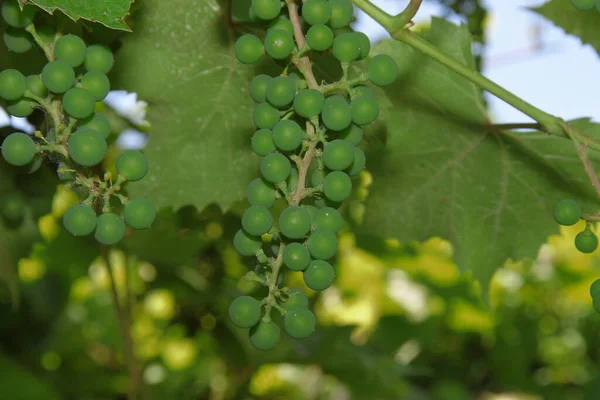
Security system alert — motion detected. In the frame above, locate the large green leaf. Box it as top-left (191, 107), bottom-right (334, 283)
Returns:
top-left (362, 18), bottom-right (600, 295)
top-left (18, 0), bottom-right (133, 31)
top-left (531, 0), bottom-right (600, 55)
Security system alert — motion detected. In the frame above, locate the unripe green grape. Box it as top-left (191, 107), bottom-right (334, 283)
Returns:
top-left (260, 153), bottom-right (291, 183)
top-left (314, 197), bottom-right (342, 210)
top-left (283, 242), bottom-right (311, 271)
top-left (323, 139), bottom-right (354, 170)
top-left (302, 0), bottom-right (332, 25)
top-left (63, 88), bottom-right (96, 119)
top-left (287, 166), bottom-right (299, 191)
top-left (26, 74), bottom-right (48, 98)
top-left (264, 29), bottom-right (294, 60)
top-left (306, 24), bottom-right (334, 51)
top-left (1, 132), bottom-right (36, 166)
top-left (590, 278), bottom-right (600, 297)
top-left (229, 295), bottom-right (262, 328)
top-left (57, 161), bottom-right (74, 181)
top-left (328, 0), bottom-right (353, 28)
top-left (249, 74), bottom-right (273, 103)
top-left (242, 205), bottom-right (273, 236)
top-left (575, 229), bottom-right (598, 253)
top-left (293, 89), bottom-right (325, 118)
top-left (253, 102), bottom-right (280, 129)
top-left (347, 147), bottom-right (366, 176)
top-left (67, 129), bottom-right (107, 167)
top-left (251, 0), bottom-right (281, 20)
top-left (354, 32), bottom-right (371, 60)
top-left (124, 198), bottom-right (156, 230)
top-left (95, 213), bottom-right (126, 245)
top-left (2, 0), bottom-right (36, 28)
top-left (283, 288), bottom-right (309, 310)
top-left (116, 150), bottom-right (149, 181)
top-left (569, 0), bottom-right (595, 10)
top-left (553, 199), bottom-right (581, 226)
top-left (284, 308), bottom-right (316, 339)
top-left (311, 169), bottom-right (326, 187)
top-left (597, 0), bottom-right (600, 12)
top-left (63, 204), bottom-right (97, 236)
top-left (594, 296), bottom-right (600, 313)
top-left (313, 207), bottom-right (343, 233)
top-left (306, 229), bottom-right (338, 260)
top-left (266, 76), bottom-right (296, 108)
top-left (6, 98), bottom-right (35, 117)
top-left (3, 28), bottom-right (32, 53)
top-left (54, 34), bottom-right (86, 67)
top-left (84, 44), bottom-right (114, 73)
top-left (339, 124), bottom-right (363, 145)
top-left (247, 178), bottom-right (277, 208)
top-left (235, 34), bottom-right (264, 64)
top-left (332, 32), bottom-right (361, 62)
top-left (273, 120), bottom-right (303, 151)
top-left (368, 54), bottom-right (399, 87)
top-left (322, 95), bottom-right (352, 131)
top-left (323, 171), bottom-right (352, 202)
top-left (351, 95), bottom-right (379, 125)
top-left (303, 260), bottom-right (335, 291)
top-left (268, 16), bottom-right (294, 34)
top-left (79, 113), bottom-right (111, 139)
top-left (81, 71), bottom-right (110, 101)
top-left (249, 321), bottom-right (280, 350)
top-left (1, 193), bottom-right (25, 221)
top-left (42, 61), bottom-right (75, 94)
top-left (252, 128), bottom-right (276, 156)
top-left (0, 69), bottom-right (26, 100)
top-left (233, 229), bottom-right (263, 256)
top-left (279, 205), bottom-right (311, 239)
top-left (353, 85), bottom-right (374, 99)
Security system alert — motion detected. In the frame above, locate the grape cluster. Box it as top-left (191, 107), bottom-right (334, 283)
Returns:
top-left (568, 0), bottom-right (600, 12)
top-left (229, 0), bottom-right (398, 350)
top-left (553, 199), bottom-right (598, 253)
top-left (0, 1), bottom-right (156, 244)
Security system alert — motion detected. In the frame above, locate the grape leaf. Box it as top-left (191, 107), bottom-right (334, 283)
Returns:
top-left (18, 0), bottom-right (133, 31)
top-left (362, 18), bottom-right (600, 296)
top-left (531, 0), bottom-right (600, 55)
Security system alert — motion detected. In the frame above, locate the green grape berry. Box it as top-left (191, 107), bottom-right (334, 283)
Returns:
top-left (1, 132), bottom-right (36, 166)
top-left (229, 295), bottom-right (262, 328)
top-left (81, 71), bottom-right (110, 101)
top-left (124, 198), bottom-right (156, 230)
top-left (95, 213), bottom-right (126, 245)
top-left (26, 74), bottom-right (48, 98)
top-left (249, 321), bottom-right (280, 350)
top-left (303, 260), bottom-right (335, 291)
top-left (42, 61), bottom-right (75, 94)
top-left (323, 139), bottom-right (354, 170)
top-left (84, 44), bottom-right (114, 73)
top-left (68, 129), bottom-right (107, 167)
top-left (235, 34), bottom-right (264, 64)
top-left (234, 229), bottom-right (263, 256)
top-left (313, 207), bottom-right (343, 233)
top-left (293, 89), bottom-right (325, 118)
top-left (351, 95), bottom-right (379, 126)
top-left (6, 98), bottom-right (35, 117)
top-left (253, 102), bottom-right (281, 129)
top-left (328, 0), bottom-right (353, 28)
top-left (368, 54), bottom-right (399, 87)
top-left (307, 229), bottom-right (338, 260)
top-left (116, 150), bottom-right (148, 181)
top-left (249, 74), bottom-right (273, 103)
top-left (266, 76), bottom-right (296, 108)
top-left (284, 308), bottom-right (316, 339)
top-left (306, 24), bottom-right (334, 51)
top-left (1, 193), bottom-right (25, 221)
top-left (264, 29), bottom-right (294, 60)
top-left (2, 0), bottom-right (36, 28)
top-left (63, 88), bottom-right (96, 119)
top-left (322, 95), bottom-right (352, 131)
top-left (260, 153), bottom-right (291, 183)
top-left (252, 129), bottom-right (276, 156)
top-left (268, 16), bottom-right (294, 34)
top-left (0, 69), bottom-right (26, 100)
top-left (354, 32), bottom-right (371, 60)
top-left (288, 166), bottom-right (299, 191)
top-left (63, 204), bottom-right (97, 236)
top-left (332, 32), bottom-right (361, 62)
top-left (590, 279), bottom-right (600, 297)
top-left (553, 199), bottom-right (581, 226)
top-left (279, 206), bottom-right (312, 239)
top-left (302, 0), bottom-right (332, 25)
top-left (273, 120), bottom-right (303, 151)
top-left (594, 296), bottom-right (600, 313)
top-left (575, 229), bottom-right (598, 253)
top-left (347, 147), bottom-right (366, 176)
top-left (283, 242), bottom-right (311, 271)
top-left (242, 205), bottom-right (273, 236)
top-left (311, 169), bottom-right (326, 187)
top-left (569, 0), bottom-right (595, 10)
top-left (323, 171), bottom-right (352, 202)
top-left (54, 34), bottom-right (87, 67)
top-left (283, 288), bottom-right (309, 310)
top-left (339, 124), bottom-right (363, 145)
top-left (247, 178), bottom-right (277, 208)
top-left (79, 113), bottom-right (111, 139)
top-left (3, 28), bottom-right (32, 53)
top-left (251, 0), bottom-right (282, 20)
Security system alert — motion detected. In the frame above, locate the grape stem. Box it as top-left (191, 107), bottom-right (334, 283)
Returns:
top-left (25, 23), bottom-right (54, 61)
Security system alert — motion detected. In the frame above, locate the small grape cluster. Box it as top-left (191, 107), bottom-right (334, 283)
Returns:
top-left (0, 0), bottom-right (155, 245)
top-left (228, 0), bottom-right (398, 350)
top-left (553, 199), bottom-right (598, 253)
top-left (568, 0), bottom-right (600, 12)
